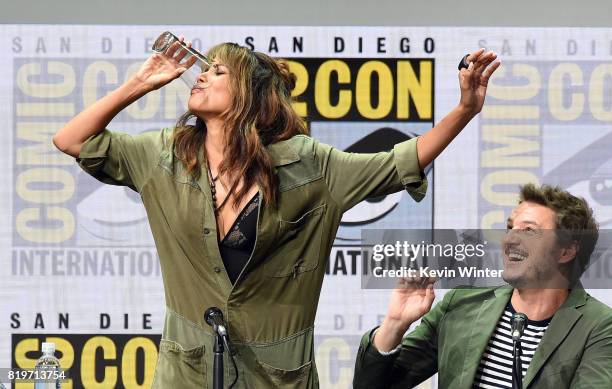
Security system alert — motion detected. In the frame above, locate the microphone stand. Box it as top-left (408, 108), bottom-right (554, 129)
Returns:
top-left (205, 307), bottom-right (228, 389)
top-left (511, 312), bottom-right (526, 389)
top-left (212, 326), bottom-right (224, 389)
top-left (512, 339), bottom-right (523, 389)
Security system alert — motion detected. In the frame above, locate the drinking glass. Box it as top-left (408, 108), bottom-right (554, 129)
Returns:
top-left (152, 31), bottom-right (212, 87)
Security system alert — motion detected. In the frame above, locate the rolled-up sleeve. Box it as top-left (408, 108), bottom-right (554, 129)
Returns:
top-left (77, 129), bottom-right (165, 192)
top-left (318, 137), bottom-right (428, 212)
top-left (392, 138), bottom-right (428, 201)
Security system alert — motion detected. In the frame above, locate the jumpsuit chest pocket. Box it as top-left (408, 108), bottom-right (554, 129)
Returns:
top-left (265, 204), bottom-right (326, 278)
top-left (157, 151), bottom-right (201, 188)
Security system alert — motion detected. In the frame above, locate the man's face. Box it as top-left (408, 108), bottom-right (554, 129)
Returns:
top-left (502, 201), bottom-right (565, 288)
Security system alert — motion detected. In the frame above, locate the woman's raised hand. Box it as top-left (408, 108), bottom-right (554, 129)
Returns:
top-left (458, 48), bottom-right (501, 116)
top-left (135, 37), bottom-right (198, 91)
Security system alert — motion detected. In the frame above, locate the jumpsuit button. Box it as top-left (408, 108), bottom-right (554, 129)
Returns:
top-left (203, 228), bottom-right (211, 235)
top-left (214, 267), bottom-right (221, 273)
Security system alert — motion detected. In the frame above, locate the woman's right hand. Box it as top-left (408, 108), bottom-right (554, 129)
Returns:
top-left (52, 37), bottom-right (197, 157)
top-left (134, 38), bottom-right (198, 91)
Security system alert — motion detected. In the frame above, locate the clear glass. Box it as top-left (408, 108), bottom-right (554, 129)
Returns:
top-left (152, 31), bottom-right (211, 87)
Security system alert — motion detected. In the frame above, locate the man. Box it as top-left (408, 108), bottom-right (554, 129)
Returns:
top-left (353, 184), bottom-right (612, 388)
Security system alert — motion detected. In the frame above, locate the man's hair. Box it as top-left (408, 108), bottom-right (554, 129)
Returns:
top-left (519, 183), bottom-right (599, 275)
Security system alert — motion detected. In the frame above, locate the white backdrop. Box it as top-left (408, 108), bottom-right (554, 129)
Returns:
top-left (1, 25), bottom-right (611, 388)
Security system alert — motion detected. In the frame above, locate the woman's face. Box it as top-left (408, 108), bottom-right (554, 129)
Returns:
top-left (188, 61), bottom-right (232, 120)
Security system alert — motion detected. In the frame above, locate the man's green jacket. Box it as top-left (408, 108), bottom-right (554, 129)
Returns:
top-left (354, 286), bottom-right (612, 388)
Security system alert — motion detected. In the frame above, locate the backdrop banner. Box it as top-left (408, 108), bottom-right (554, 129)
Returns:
top-left (1, 25), bottom-right (611, 388)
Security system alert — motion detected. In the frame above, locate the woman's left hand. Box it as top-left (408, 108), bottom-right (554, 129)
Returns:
top-left (458, 48), bottom-right (501, 116)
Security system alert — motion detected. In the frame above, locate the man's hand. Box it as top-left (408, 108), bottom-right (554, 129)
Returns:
top-left (374, 277), bottom-right (436, 353)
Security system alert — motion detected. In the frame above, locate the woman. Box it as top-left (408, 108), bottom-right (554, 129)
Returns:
top-left (53, 39), bottom-right (499, 388)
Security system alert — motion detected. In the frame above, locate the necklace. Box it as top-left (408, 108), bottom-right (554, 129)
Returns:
top-left (206, 162), bottom-right (230, 215)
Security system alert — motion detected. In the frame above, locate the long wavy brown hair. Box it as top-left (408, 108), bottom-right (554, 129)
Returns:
top-left (173, 43), bottom-right (308, 208)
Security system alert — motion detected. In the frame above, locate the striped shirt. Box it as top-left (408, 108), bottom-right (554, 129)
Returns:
top-left (472, 303), bottom-right (552, 388)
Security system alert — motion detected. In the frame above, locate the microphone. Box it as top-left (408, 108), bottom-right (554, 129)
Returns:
top-left (511, 313), bottom-right (527, 341)
top-left (205, 307), bottom-right (228, 337)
